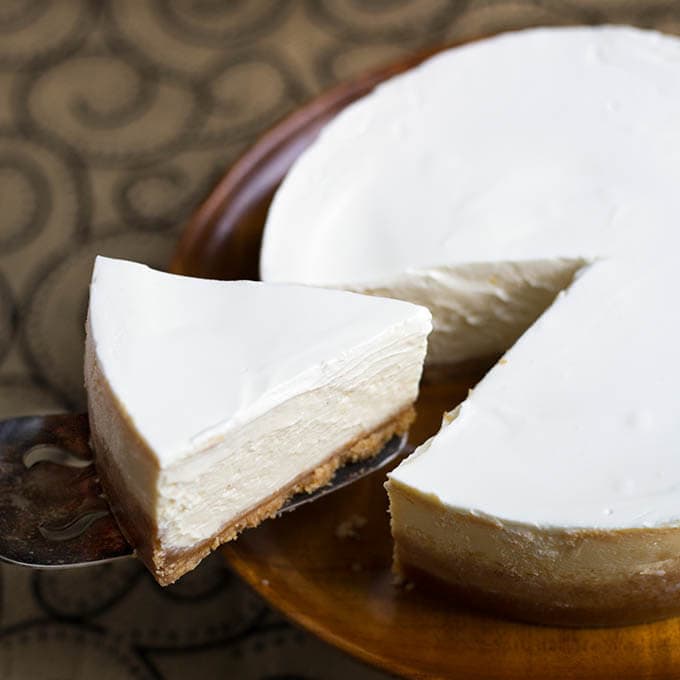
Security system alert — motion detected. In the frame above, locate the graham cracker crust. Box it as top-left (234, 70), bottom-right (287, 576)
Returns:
top-left (95, 405), bottom-right (415, 586)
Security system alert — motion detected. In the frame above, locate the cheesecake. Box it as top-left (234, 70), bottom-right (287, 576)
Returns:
top-left (261, 26), bottom-right (680, 624)
top-left (85, 256), bottom-right (431, 585)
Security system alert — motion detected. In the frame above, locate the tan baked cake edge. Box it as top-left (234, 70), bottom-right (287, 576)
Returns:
top-left (387, 479), bottom-right (680, 626)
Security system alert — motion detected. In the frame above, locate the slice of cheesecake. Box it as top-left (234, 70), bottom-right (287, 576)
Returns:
top-left (85, 256), bottom-right (431, 585)
top-left (260, 25), bottom-right (680, 624)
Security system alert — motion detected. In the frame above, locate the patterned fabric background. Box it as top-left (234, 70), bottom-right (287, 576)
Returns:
top-left (1, 1), bottom-right (679, 678)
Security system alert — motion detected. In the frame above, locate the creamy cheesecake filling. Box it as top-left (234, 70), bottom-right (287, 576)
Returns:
top-left (154, 323), bottom-right (426, 549)
top-left (349, 258), bottom-right (584, 364)
top-left (85, 257), bottom-right (431, 582)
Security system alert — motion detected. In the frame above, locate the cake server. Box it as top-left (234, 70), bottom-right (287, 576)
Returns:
top-left (0, 413), bottom-right (408, 570)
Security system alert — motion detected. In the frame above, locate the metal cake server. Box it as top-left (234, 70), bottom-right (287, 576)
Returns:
top-left (0, 413), bottom-right (408, 569)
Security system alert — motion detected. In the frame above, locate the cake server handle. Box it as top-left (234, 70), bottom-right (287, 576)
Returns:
top-left (0, 413), bottom-right (133, 569)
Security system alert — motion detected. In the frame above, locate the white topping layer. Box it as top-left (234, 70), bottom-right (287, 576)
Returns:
top-left (87, 257), bottom-right (431, 547)
top-left (262, 26), bottom-right (680, 529)
top-left (263, 26), bottom-right (680, 285)
top-left (393, 257), bottom-right (680, 529)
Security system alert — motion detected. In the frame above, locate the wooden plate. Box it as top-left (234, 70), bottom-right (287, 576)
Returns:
top-left (171, 42), bottom-right (680, 680)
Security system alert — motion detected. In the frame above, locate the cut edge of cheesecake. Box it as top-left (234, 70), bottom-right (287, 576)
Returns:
top-left (347, 257), bottom-right (587, 369)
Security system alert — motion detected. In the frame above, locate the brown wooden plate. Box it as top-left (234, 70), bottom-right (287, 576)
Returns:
top-left (171, 41), bottom-right (680, 680)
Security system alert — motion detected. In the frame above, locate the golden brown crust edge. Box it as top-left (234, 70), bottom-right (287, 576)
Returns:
top-left (95, 406), bottom-right (415, 586)
top-left (388, 480), bottom-right (680, 627)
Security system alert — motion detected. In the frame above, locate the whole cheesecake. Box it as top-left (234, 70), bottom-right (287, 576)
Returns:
top-left (85, 257), bottom-right (431, 584)
top-left (260, 25), bottom-right (680, 624)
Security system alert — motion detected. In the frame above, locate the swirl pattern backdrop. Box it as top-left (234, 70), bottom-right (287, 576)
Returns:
top-left (1, 1), bottom-right (679, 677)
